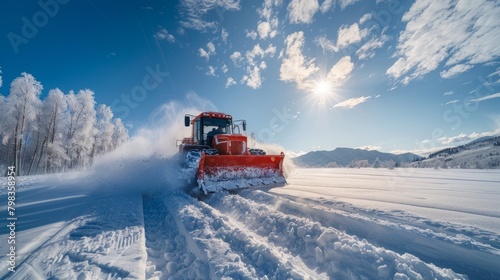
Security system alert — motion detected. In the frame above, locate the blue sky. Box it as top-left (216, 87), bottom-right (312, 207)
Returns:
top-left (1, 0), bottom-right (499, 156)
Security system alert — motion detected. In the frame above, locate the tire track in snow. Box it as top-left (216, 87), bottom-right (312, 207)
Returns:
top-left (7, 195), bottom-right (147, 280)
top-left (163, 192), bottom-right (324, 279)
top-left (143, 194), bottom-right (209, 279)
top-left (207, 192), bottom-right (467, 280)
top-left (240, 190), bottom-right (500, 280)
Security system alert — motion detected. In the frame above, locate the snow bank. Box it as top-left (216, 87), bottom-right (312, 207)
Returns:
top-left (163, 192), bottom-right (325, 279)
top-left (207, 191), bottom-right (467, 280)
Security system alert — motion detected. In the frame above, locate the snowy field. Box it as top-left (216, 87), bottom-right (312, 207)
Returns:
top-left (1, 165), bottom-right (499, 279)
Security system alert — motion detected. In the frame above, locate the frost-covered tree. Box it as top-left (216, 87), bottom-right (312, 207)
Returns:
top-left (112, 118), bottom-right (128, 149)
top-left (0, 74), bottom-right (10, 171)
top-left (91, 104), bottom-right (115, 162)
top-left (65, 89), bottom-right (97, 169)
top-left (383, 160), bottom-right (396, 169)
top-left (25, 99), bottom-right (45, 175)
top-left (0, 71), bottom-right (128, 174)
top-left (349, 159), bottom-right (370, 168)
top-left (7, 73), bottom-right (43, 175)
top-left (34, 88), bottom-right (69, 174)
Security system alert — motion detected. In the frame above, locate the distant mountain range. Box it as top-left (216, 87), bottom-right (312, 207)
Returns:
top-left (293, 136), bottom-right (500, 169)
top-left (293, 148), bottom-right (423, 167)
top-left (411, 136), bottom-right (500, 169)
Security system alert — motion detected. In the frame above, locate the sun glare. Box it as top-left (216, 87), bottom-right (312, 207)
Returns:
top-left (313, 80), bottom-right (332, 97)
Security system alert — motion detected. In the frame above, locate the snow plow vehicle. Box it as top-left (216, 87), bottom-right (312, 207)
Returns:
top-left (178, 112), bottom-right (286, 194)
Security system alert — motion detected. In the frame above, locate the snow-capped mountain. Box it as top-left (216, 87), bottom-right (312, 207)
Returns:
top-left (293, 147), bottom-right (423, 167)
top-left (412, 136), bottom-right (500, 169)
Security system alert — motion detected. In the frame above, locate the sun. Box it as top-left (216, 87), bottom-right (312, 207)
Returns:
top-left (312, 80), bottom-right (332, 97)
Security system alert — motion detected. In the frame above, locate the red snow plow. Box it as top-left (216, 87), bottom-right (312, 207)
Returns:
top-left (178, 112), bottom-right (286, 194)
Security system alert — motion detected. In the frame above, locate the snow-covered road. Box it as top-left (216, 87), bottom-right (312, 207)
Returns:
top-left (1, 167), bottom-right (499, 279)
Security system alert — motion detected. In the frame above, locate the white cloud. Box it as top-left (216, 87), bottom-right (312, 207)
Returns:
top-left (445, 100), bottom-right (459, 105)
top-left (469, 92), bottom-right (500, 103)
top-left (334, 96), bottom-right (371, 109)
top-left (359, 13), bottom-right (372, 24)
top-left (488, 67), bottom-right (500, 84)
top-left (443, 91), bottom-right (454, 96)
top-left (199, 42), bottom-right (216, 61)
top-left (339, 0), bottom-right (360, 10)
top-left (320, 0), bottom-right (334, 13)
top-left (240, 44), bottom-right (276, 89)
top-left (230, 51), bottom-right (243, 66)
top-left (242, 66), bottom-right (262, 89)
top-left (440, 64), bottom-right (473, 79)
top-left (258, 0), bottom-right (283, 19)
top-left (280, 32), bottom-right (319, 89)
top-left (436, 130), bottom-right (500, 145)
top-left (316, 23), bottom-right (369, 53)
top-left (327, 56), bottom-right (354, 86)
top-left (198, 48), bottom-right (209, 60)
top-left (287, 0), bottom-right (319, 24)
top-left (258, 21), bottom-right (271, 39)
top-left (356, 35), bottom-right (389, 60)
top-left (315, 36), bottom-right (338, 53)
top-left (226, 77), bottom-right (237, 88)
top-left (320, 0), bottom-right (359, 13)
top-left (221, 64), bottom-right (228, 73)
top-left (256, 1), bottom-right (281, 39)
top-left (206, 42), bottom-right (216, 54)
top-left (337, 23), bottom-right (367, 49)
top-left (356, 145), bottom-right (381, 151)
top-left (221, 28), bottom-right (229, 43)
top-left (179, 0), bottom-right (240, 31)
top-left (154, 28), bottom-right (175, 43)
top-left (206, 66), bottom-right (216, 76)
top-left (246, 30), bottom-right (258, 40)
top-left (246, 44), bottom-right (276, 66)
top-left (387, 0), bottom-right (500, 83)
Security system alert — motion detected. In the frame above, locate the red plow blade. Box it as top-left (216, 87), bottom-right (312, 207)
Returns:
top-left (197, 152), bottom-right (286, 193)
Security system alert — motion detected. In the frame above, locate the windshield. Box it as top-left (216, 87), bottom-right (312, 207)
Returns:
top-left (203, 118), bottom-right (232, 135)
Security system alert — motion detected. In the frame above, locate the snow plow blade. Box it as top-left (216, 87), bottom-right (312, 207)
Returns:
top-left (197, 152), bottom-right (286, 194)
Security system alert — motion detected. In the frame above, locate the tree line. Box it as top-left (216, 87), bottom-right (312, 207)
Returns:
top-left (0, 72), bottom-right (129, 176)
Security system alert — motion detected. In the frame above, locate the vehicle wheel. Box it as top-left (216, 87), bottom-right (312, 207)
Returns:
top-left (249, 148), bottom-right (266, 155)
top-left (205, 148), bottom-right (219, 155)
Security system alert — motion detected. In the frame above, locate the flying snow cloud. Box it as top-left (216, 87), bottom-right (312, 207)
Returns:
top-left (90, 92), bottom-right (219, 193)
